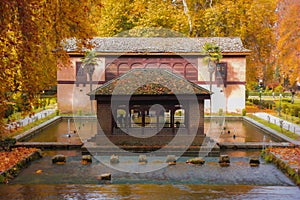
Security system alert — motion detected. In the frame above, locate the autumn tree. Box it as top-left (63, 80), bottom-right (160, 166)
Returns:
top-left (93, 0), bottom-right (189, 37)
top-left (275, 0), bottom-right (300, 88)
top-left (94, 0), bottom-right (133, 36)
top-left (94, 0), bottom-right (279, 89)
top-left (185, 0), bottom-right (278, 88)
top-left (0, 0), bottom-right (101, 133)
top-left (129, 0), bottom-right (189, 36)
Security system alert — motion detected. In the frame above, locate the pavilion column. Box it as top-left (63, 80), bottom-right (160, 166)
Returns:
top-left (188, 100), bottom-right (203, 136)
top-left (171, 108), bottom-right (175, 134)
top-left (124, 104), bottom-right (129, 132)
top-left (142, 107), bottom-right (146, 135)
top-left (198, 100), bottom-right (205, 135)
top-left (97, 102), bottom-right (113, 135)
top-left (156, 111), bottom-right (159, 133)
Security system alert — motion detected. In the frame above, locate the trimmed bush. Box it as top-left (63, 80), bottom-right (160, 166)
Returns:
top-left (0, 137), bottom-right (16, 151)
top-left (242, 109), bottom-right (246, 116)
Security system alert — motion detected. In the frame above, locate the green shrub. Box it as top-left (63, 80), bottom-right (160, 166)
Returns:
top-left (0, 137), bottom-right (16, 151)
top-left (246, 101), bottom-right (253, 106)
top-left (218, 108), bottom-right (223, 116)
top-left (290, 106), bottom-right (300, 117)
top-left (285, 108), bottom-right (289, 115)
top-left (0, 175), bottom-right (5, 183)
top-left (282, 104), bottom-right (288, 113)
top-left (274, 85), bottom-right (283, 93)
top-left (245, 89), bottom-right (249, 100)
top-left (242, 109), bottom-right (246, 116)
top-left (253, 99), bottom-right (259, 105)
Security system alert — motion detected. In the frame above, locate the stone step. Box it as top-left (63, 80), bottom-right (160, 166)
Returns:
top-left (81, 145), bottom-right (220, 157)
top-left (15, 142), bottom-right (83, 150)
top-left (219, 142), bottom-right (293, 149)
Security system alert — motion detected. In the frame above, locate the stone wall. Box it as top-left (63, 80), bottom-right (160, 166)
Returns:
top-left (58, 55), bottom-right (246, 114)
top-left (57, 57), bottom-right (104, 114)
top-left (198, 56), bottom-right (246, 114)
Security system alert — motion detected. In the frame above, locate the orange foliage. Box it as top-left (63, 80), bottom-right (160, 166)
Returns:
top-left (268, 147), bottom-right (300, 168)
top-left (0, 147), bottom-right (38, 173)
top-left (275, 0), bottom-right (300, 85)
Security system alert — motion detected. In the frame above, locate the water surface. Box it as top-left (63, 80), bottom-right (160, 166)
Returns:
top-left (27, 118), bottom-right (281, 143)
top-left (0, 150), bottom-right (298, 200)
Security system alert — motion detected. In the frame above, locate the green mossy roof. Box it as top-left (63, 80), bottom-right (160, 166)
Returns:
top-left (65, 37), bottom-right (251, 54)
top-left (89, 68), bottom-right (210, 96)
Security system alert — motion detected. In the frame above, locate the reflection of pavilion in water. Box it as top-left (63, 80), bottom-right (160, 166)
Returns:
top-left (88, 68), bottom-right (211, 146)
top-left (115, 104), bottom-right (185, 134)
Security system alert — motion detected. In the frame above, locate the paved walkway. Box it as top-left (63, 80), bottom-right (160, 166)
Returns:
top-left (6, 108), bottom-right (56, 131)
top-left (253, 112), bottom-right (300, 136)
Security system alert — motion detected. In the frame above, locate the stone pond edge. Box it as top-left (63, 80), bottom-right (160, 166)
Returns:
top-left (261, 149), bottom-right (300, 186)
top-left (0, 150), bottom-right (42, 184)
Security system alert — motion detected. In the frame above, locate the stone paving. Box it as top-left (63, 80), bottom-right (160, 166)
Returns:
top-left (253, 112), bottom-right (300, 136)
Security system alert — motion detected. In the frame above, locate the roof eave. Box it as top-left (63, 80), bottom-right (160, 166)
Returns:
top-left (67, 51), bottom-right (251, 56)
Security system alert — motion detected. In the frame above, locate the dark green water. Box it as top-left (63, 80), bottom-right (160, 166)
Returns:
top-left (0, 150), bottom-right (299, 199)
top-left (27, 118), bottom-right (281, 143)
top-left (0, 184), bottom-right (299, 200)
top-left (6, 119), bottom-right (297, 199)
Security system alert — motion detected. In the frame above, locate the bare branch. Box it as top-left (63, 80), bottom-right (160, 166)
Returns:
top-left (182, 0), bottom-right (193, 35)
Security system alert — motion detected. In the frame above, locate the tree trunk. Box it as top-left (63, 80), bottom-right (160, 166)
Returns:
top-left (88, 72), bottom-right (94, 114)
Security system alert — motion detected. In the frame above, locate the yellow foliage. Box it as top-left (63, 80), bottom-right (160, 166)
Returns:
top-left (0, 0), bottom-right (100, 130)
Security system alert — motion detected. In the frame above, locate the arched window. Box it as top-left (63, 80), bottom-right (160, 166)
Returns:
top-left (173, 63), bottom-right (184, 76)
top-left (185, 64), bottom-right (198, 82)
top-left (105, 63), bottom-right (118, 81)
top-left (75, 62), bottom-right (87, 86)
top-left (115, 106), bottom-right (127, 128)
top-left (174, 108), bottom-right (185, 128)
top-left (118, 63), bottom-right (130, 76)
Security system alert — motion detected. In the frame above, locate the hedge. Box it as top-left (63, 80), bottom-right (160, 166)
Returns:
top-left (248, 91), bottom-right (292, 97)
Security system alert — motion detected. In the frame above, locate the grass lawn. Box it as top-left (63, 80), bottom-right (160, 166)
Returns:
top-left (5, 112), bottom-right (57, 138)
top-left (248, 114), bottom-right (300, 140)
top-left (247, 95), bottom-right (300, 124)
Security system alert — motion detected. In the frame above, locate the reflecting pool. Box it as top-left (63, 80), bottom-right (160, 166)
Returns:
top-left (6, 117), bottom-right (298, 199)
top-left (0, 150), bottom-right (299, 200)
top-left (25, 118), bottom-right (282, 143)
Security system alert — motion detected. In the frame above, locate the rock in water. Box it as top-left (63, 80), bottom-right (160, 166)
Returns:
top-left (52, 154), bottom-right (66, 164)
top-left (82, 155), bottom-right (92, 164)
top-left (249, 157), bottom-right (260, 167)
top-left (166, 155), bottom-right (177, 165)
top-left (97, 173), bottom-right (111, 181)
top-left (219, 155), bottom-right (230, 167)
top-left (186, 157), bottom-right (205, 165)
top-left (166, 155), bottom-right (176, 163)
top-left (110, 154), bottom-right (119, 164)
top-left (138, 155), bottom-right (147, 164)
